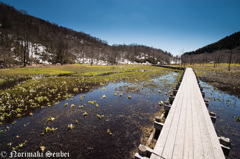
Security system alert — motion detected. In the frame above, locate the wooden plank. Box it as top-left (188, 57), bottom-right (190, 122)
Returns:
top-left (151, 68), bottom-right (225, 159)
top-left (193, 73), bottom-right (225, 158)
top-left (171, 70), bottom-right (191, 159)
top-left (192, 81), bottom-right (205, 159)
top-left (183, 73), bottom-right (194, 159)
top-left (153, 77), bottom-right (186, 156)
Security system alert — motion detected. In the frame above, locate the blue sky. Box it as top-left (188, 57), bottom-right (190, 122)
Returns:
top-left (2, 0), bottom-right (240, 56)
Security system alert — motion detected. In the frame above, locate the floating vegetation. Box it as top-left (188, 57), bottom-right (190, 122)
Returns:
top-left (88, 100), bottom-right (96, 104)
top-left (44, 127), bottom-right (51, 133)
top-left (79, 105), bottom-right (83, 109)
top-left (158, 101), bottom-right (163, 106)
top-left (47, 116), bottom-right (55, 122)
top-left (95, 104), bottom-right (99, 108)
top-left (64, 103), bottom-right (68, 107)
top-left (107, 129), bottom-right (112, 135)
top-left (24, 122), bottom-right (30, 127)
top-left (40, 145), bottom-right (46, 152)
top-left (68, 124), bottom-right (75, 130)
top-left (128, 95), bottom-right (131, 99)
top-left (237, 117), bottom-right (240, 123)
top-left (83, 112), bottom-right (88, 116)
top-left (97, 114), bottom-right (104, 119)
top-left (70, 104), bottom-right (75, 108)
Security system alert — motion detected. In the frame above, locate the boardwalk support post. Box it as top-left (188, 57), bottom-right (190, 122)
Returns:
top-left (209, 111), bottom-right (216, 123)
top-left (169, 94), bottom-right (175, 104)
top-left (164, 101), bottom-right (171, 117)
top-left (135, 144), bottom-right (153, 159)
top-left (154, 121), bottom-right (164, 132)
top-left (205, 100), bottom-right (209, 107)
top-left (173, 89), bottom-right (177, 96)
top-left (218, 136), bottom-right (231, 156)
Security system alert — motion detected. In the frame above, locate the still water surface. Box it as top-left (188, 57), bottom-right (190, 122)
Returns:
top-left (0, 72), bottom-right (179, 158)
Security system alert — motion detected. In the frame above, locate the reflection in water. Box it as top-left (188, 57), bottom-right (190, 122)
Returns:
top-left (0, 72), bottom-right (179, 159)
top-left (200, 80), bottom-right (240, 159)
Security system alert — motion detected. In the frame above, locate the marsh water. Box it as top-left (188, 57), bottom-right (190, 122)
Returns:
top-left (0, 72), bottom-right (179, 158)
top-left (1, 71), bottom-right (240, 159)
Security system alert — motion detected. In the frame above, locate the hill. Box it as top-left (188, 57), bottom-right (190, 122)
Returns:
top-left (182, 32), bottom-right (240, 64)
top-left (0, 2), bottom-right (172, 67)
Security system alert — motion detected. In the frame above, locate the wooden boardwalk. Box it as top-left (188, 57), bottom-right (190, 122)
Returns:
top-left (150, 68), bottom-right (225, 159)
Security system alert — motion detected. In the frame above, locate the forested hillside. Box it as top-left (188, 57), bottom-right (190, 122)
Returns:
top-left (182, 32), bottom-right (240, 64)
top-left (0, 2), bottom-right (172, 66)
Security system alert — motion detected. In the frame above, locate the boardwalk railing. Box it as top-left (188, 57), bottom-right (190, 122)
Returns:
top-left (135, 68), bottom-right (229, 159)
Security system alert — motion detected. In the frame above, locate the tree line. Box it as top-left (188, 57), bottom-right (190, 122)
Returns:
top-left (0, 2), bottom-right (172, 67)
top-left (182, 32), bottom-right (240, 70)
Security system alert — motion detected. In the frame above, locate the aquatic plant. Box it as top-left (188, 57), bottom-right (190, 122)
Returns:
top-left (102, 95), bottom-right (106, 99)
top-left (44, 127), bottom-right (51, 133)
top-left (40, 145), bottom-right (46, 152)
top-left (128, 95), bottom-right (131, 99)
top-left (68, 124), bottom-right (75, 130)
top-left (64, 103), bottom-right (68, 106)
top-left (83, 112), bottom-right (88, 116)
top-left (107, 129), bottom-right (112, 135)
top-left (158, 101), bottom-right (163, 106)
top-left (97, 114), bottom-right (104, 119)
top-left (71, 104), bottom-right (75, 108)
top-left (79, 105), bottom-right (83, 109)
top-left (237, 116), bottom-right (240, 123)
top-left (47, 116), bottom-right (55, 122)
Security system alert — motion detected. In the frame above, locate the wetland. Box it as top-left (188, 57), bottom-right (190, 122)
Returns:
top-left (0, 65), bottom-right (181, 158)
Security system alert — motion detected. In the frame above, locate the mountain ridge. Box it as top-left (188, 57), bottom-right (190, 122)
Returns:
top-left (182, 32), bottom-right (240, 64)
top-left (0, 2), bottom-right (172, 66)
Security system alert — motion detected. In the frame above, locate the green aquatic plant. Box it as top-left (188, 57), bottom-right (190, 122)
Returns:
top-left (40, 145), bottom-right (46, 152)
top-left (107, 129), bottom-right (112, 135)
top-left (64, 103), bottom-right (68, 106)
top-left (237, 117), bottom-right (240, 123)
top-left (83, 112), bottom-right (88, 116)
top-left (68, 124), bottom-right (75, 130)
top-left (97, 114), bottom-right (104, 119)
top-left (24, 122), bottom-right (30, 127)
top-left (71, 104), bottom-right (75, 108)
top-left (47, 116), bottom-right (55, 122)
top-left (79, 105), bottom-right (83, 109)
top-left (158, 101), bottom-right (163, 106)
top-left (102, 95), bottom-right (106, 99)
top-left (128, 95), bottom-right (131, 99)
top-left (88, 100), bottom-right (96, 104)
top-left (95, 103), bottom-right (99, 108)
top-left (44, 127), bottom-right (51, 133)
